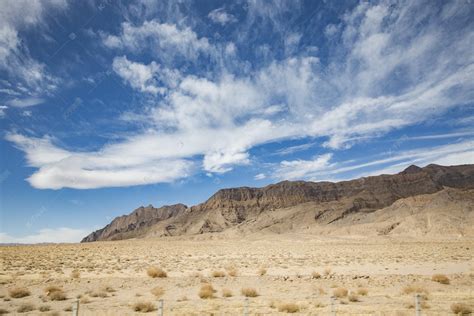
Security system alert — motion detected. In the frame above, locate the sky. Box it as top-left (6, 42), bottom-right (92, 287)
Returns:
top-left (0, 0), bottom-right (473, 243)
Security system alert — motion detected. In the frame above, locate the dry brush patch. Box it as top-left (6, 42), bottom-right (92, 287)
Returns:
top-left (133, 301), bottom-right (156, 313)
top-left (147, 266), bottom-right (167, 278)
top-left (222, 288), bottom-right (233, 297)
top-left (431, 274), bottom-right (450, 284)
top-left (17, 303), bottom-right (35, 313)
top-left (211, 270), bottom-right (226, 278)
top-left (451, 303), bottom-right (472, 315)
top-left (8, 287), bottom-right (30, 298)
top-left (151, 286), bottom-right (165, 298)
top-left (241, 287), bottom-right (258, 297)
top-left (333, 288), bottom-right (348, 298)
top-left (198, 284), bottom-right (216, 299)
top-left (278, 303), bottom-right (300, 313)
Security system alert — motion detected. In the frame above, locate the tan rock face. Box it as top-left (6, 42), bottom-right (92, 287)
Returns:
top-left (82, 164), bottom-right (474, 241)
top-left (81, 204), bottom-right (187, 242)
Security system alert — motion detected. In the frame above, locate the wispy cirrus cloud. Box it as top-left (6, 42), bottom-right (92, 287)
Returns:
top-left (6, 0), bottom-right (474, 189)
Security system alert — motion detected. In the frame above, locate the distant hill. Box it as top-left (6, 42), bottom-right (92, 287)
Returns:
top-left (82, 164), bottom-right (474, 242)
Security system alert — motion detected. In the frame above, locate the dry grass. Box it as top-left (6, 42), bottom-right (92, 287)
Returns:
top-left (402, 285), bottom-right (429, 295)
top-left (150, 286), bottom-right (165, 298)
top-left (198, 284), bottom-right (215, 299)
top-left (333, 288), bottom-right (348, 298)
top-left (278, 303), bottom-right (300, 313)
top-left (39, 305), bottom-right (51, 312)
top-left (451, 303), bottom-right (472, 315)
top-left (258, 268), bottom-right (267, 276)
top-left (226, 266), bottom-right (238, 277)
top-left (71, 269), bottom-right (81, 278)
top-left (348, 293), bottom-right (359, 302)
top-left (324, 268), bottom-right (332, 276)
top-left (311, 271), bottom-right (321, 279)
top-left (241, 287), bottom-right (258, 297)
top-left (357, 288), bottom-right (368, 296)
top-left (133, 301), bottom-right (156, 313)
top-left (222, 288), bottom-right (233, 297)
top-left (211, 270), bottom-right (226, 277)
top-left (431, 274), bottom-right (450, 284)
top-left (147, 266), bottom-right (167, 278)
top-left (8, 287), bottom-right (30, 298)
top-left (45, 285), bottom-right (67, 301)
top-left (17, 303), bottom-right (35, 313)
top-left (89, 290), bottom-right (107, 298)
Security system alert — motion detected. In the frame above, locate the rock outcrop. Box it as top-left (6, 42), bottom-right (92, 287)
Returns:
top-left (81, 204), bottom-right (187, 242)
top-left (82, 164), bottom-right (474, 241)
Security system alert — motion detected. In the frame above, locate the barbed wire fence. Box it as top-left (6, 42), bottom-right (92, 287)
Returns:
top-left (68, 292), bottom-right (471, 315)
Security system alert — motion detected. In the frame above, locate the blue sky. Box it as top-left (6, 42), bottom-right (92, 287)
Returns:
top-left (0, 0), bottom-right (473, 243)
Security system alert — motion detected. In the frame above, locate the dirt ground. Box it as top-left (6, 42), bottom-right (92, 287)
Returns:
top-left (1, 235), bottom-right (473, 315)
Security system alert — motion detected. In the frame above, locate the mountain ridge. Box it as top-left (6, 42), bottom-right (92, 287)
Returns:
top-left (81, 164), bottom-right (474, 242)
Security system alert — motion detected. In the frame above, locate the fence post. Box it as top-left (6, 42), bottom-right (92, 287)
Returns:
top-left (330, 296), bottom-right (336, 316)
top-left (243, 298), bottom-right (249, 316)
top-left (415, 293), bottom-right (421, 316)
top-left (72, 299), bottom-right (79, 316)
top-left (158, 299), bottom-right (163, 316)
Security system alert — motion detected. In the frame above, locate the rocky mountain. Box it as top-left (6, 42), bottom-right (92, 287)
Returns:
top-left (82, 164), bottom-right (474, 242)
top-left (81, 204), bottom-right (187, 242)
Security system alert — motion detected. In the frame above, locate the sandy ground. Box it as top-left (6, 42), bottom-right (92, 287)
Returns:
top-left (0, 235), bottom-right (473, 315)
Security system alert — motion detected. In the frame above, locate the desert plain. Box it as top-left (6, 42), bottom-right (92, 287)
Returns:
top-left (1, 234), bottom-right (473, 315)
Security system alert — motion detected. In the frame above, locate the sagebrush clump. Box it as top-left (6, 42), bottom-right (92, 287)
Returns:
top-left (147, 266), bottom-right (167, 278)
top-left (198, 284), bottom-right (215, 299)
top-left (8, 287), bottom-right (30, 298)
top-left (133, 301), bottom-right (156, 313)
top-left (431, 274), bottom-right (450, 284)
top-left (241, 287), bottom-right (258, 297)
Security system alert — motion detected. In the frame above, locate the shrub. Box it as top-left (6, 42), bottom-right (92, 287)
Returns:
top-left (451, 303), bottom-right (472, 315)
top-left (357, 288), bottom-right (368, 296)
top-left (71, 270), bottom-right (80, 278)
top-left (431, 274), bottom-right (450, 284)
top-left (49, 290), bottom-right (67, 301)
top-left (80, 296), bottom-right (91, 304)
top-left (211, 270), bottom-right (226, 278)
top-left (226, 267), bottom-right (238, 277)
top-left (241, 287), bottom-right (258, 297)
top-left (348, 293), bottom-right (359, 302)
top-left (17, 303), bottom-right (35, 313)
top-left (89, 290), bottom-right (107, 298)
top-left (258, 268), bottom-right (267, 276)
top-left (333, 288), bottom-right (348, 298)
top-left (8, 287), bottom-right (30, 298)
top-left (133, 301), bottom-right (156, 313)
top-left (222, 288), bottom-right (233, 297)
top-left (324, 268), bottom-right (332, 276)
top-left (311, 271), bottom-right (321, 279)
top-left (198, 284), bottom-right (215, 299)
top-left (151, 287), bottom-right (165, 298)
top-left (39, 305), bottom-right (51, 312)
top-left (402, 285), bottom-right (429, 295)
top-left (0, 309), bottom-right (8, 315)
top-left (147, 266), bottom-right (167, 278)
top-left (278, 303), bottom-right (300, 313)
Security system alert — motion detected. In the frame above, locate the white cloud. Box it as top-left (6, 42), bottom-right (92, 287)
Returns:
top-left (6, 1), bottom-right (474, 189)
top-left (113, 56), bottom-right (162, 94)
top-left (274, 140), bottom-right (474, 181)
top-left (7, 97), bottom-right (44, 108)
top-left (103, 20), bottom-right (211, 62)
top-left (0, 0), bottom-right (66, 96)
top-left (112, 56), bottom-right (181, 95)
top-left (0, 227), bottom-right (89, 244)
top-left (254, 173), bottom-right (266, 180)
top-left (275, 153), bottom-right (333, 180)
top-left (208, 8), bottom-right (237, 25)
top-left (0, 105), bottom-right (7, 117)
